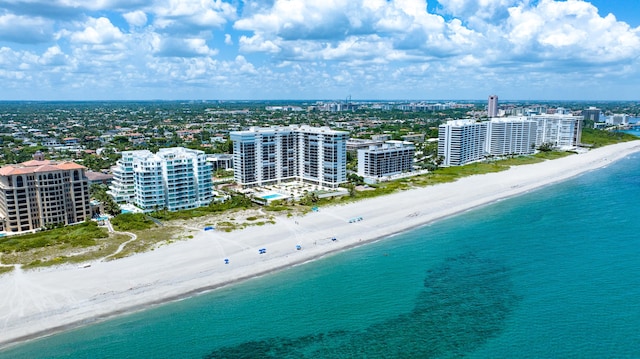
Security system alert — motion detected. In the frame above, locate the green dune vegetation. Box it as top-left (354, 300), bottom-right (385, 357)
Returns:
top-left (581, 127), bottom-right (637, 148)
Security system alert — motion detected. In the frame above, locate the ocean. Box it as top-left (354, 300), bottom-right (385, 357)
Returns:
top-left (2, 153), bottom-right (640, 358)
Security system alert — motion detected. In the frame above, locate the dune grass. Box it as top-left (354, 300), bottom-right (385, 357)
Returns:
top-left (0, 221), bottom-right (108, 254)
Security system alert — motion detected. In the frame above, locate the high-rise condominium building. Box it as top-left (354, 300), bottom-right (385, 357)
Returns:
top-left (0, 159), bottom-right (91, 233)
top-left (530, 114), bottom-right (583, 148)
top-left (230, 125), bottom-right (348, 188)
top-left (357, 141), bottom-right (415, 180)
top-left (108, 147), bottom-right (213, 211)
top-left (486, 117), bottom-right (537, 156)
top-left (438, 120), bottom-right (488, 166)
top-left (582, 107), bottom-right (602, 123)
top-left (438, 114), bottom-right (582, 166)
top-left (488, 95), bottom-right (499, 117)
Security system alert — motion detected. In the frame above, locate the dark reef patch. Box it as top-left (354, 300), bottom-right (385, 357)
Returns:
top-left (204, 253), bottom-right (519, 358)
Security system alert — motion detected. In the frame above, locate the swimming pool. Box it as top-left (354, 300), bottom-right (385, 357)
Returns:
top-left (258, 192), bottom-right (288, 201)
top-left (258, 192), bottom-right (287, 200)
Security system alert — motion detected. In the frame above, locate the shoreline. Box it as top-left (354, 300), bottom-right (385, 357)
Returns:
top-left (2, 140), bottom-right (640, 350)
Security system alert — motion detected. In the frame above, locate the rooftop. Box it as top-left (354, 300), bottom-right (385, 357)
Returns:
top-left (0, 160), bottom-right (86, 176)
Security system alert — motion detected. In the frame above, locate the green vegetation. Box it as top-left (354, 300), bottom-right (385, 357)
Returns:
top-left (533, 150), bottom-right (575, 160)
top-left (214, 169), bottom-right (234, 178)
top-left (581, 128), bottom-right (637, 148)
top-left (108, 227), bottom-right (182, 260)
top-left (149, 194), bottom-right (254, 221)
top-left (215, 221), bottom-right (237, 232)
top-left (90, 184), bottom-right (121, 216)
top-left (0, 266), bottom-right (14, 275)
top-left (264, 201), bottom-right (289, 212)
top-left (110, 213), bottom-right (156, 231)
top-left (1, 232), bottom-right (130, 268)
top-left (309, 151), bottom-right (575, 206)
top-left (0, 221), bottom-right (108, 253)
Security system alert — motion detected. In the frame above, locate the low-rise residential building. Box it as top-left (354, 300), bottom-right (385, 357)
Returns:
top-left (85, 171), bottom-right (114, 186)
top-left (206, 154), bottom-right (233, 172)
top-left (0, 159), bottom-right (91, 233)
top-left (357, 141), bottom-right (415, 181)
top-left (606, 114), bottom-right (629, 126)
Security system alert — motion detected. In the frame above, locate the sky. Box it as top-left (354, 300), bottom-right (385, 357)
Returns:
top-left (0, 0), bottom-right (639, 101)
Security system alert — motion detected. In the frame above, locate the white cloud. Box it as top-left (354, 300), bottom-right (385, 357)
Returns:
top-left (1, 0), bottom-right (640, 100)
top-left (234, 55), bottom-right (257, 74)
top-left (153, 37), bottom-right (218, 57)
top-left (238, 34), bottom-right (281, 53)
top-left (151, 0), bottom-right (236, 33)
top-left (123, 10), bottom-right (147, 28)
top-left (437, 0), bottom-right (520, 23)
top-left (505, 0), bottom-right (640, 63)
top-left (69, 17), bottom-right (124, 44)
top-left (234, 0), bottom-right (483, 62)
top-left (0, 13), bottom-right (54, 43)
top-left (39, 45), bottom-right (69, 66)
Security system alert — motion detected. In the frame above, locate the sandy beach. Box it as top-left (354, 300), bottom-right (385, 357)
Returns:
top-left (2, 140), bottom-right (640, 349)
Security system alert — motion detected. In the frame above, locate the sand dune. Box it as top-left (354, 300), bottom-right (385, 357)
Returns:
top-left (1, 140), bottom-right (640, 349)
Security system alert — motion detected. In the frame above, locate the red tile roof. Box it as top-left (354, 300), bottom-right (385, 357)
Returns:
top-left (0, 160), bottom-right (86, 176)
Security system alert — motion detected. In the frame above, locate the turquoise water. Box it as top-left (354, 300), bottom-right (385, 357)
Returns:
top-left (260, 193), bottom-right (284, 199)
top-left (3, 154), bottom-right (640, 358)
top-left (260, 193), bottom-right (285, 200)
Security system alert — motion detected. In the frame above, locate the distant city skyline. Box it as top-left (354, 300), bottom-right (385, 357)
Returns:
top-left (1, 0), bottom-right (639, 101)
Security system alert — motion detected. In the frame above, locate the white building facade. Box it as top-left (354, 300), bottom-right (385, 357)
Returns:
top-left (357, 141), bottom-right (415, 180)
top-left (606, 114), bottom-right (629, 126)
top-left (230, 125), bottom-right (348, 188)
top-left (438, 120), bottom-right (488, 166)
top-left (530, 114), bottom-right (583, 148)
top-left (438, 114), bottom-right (583, 166)
top-left (108, 147), bottom-right (213, 211)
top-left (486, 117), bottom-right (537, 156)
top-left (108, 151), bottom-right (137, 203)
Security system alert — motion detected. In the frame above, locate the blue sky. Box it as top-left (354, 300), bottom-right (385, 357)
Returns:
top-left (0, 0), bottom-right (639, 101)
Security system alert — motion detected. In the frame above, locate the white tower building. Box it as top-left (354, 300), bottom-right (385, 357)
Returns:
top-left (108, 147), bottom-right (213, 211)
top-left (438, 120), bottom-right (488, 166)
top-left (230, 125), bottom-right (348, 188)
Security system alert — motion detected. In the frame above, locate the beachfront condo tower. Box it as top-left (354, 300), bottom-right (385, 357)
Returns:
top-left (486, 117), bottom-right (537, 156)
top-left (530, 113), bottom-right (583, 148)
top-left (108, 147), bottom-right (213, 211)
top-left (0, 158), bottom-right (91, 233)
top-left (357, 141), bottom-right (415, 182)
top-left (230, 125), bottom-right (348, 188)
top-left (438, 114), bottom-right (582, 166)
top-left (438, 120), bottom-right (488, 166)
